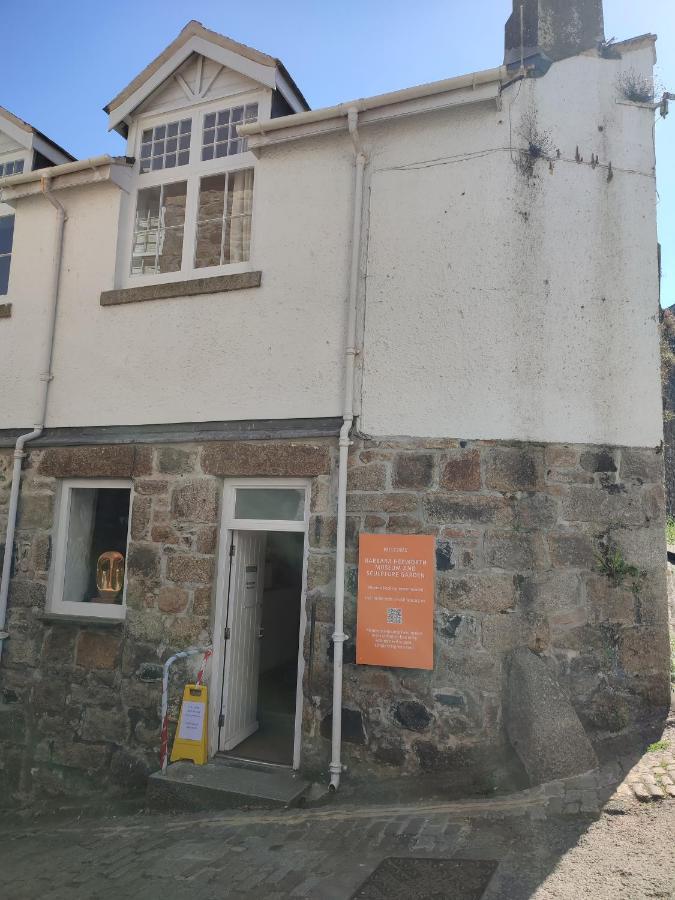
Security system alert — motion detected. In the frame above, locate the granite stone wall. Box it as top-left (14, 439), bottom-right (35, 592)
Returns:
top-left (0, 439), bottom-right (333, 808)
top-left (0, 435), bottom-right (669, 808)
top-left (301, 438), bottom-right (670, 783)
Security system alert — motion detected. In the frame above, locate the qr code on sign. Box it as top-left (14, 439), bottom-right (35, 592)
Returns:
top-left (387, 607), bottom-right (403, 625)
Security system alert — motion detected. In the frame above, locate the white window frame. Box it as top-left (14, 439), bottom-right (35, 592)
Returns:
top-left (223, 479), bottom-right (309, 533)
top-left (120, 89), bottom-right (263, 290)
top-left (48, 478), bottom-right (133, 621)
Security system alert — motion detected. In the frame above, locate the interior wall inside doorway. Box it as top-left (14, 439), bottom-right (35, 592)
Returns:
top-left (259, 532), bottom-right (304, 675)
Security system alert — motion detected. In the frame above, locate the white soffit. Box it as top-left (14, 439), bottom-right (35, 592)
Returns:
top-left (0, 114), bottom-right (33, 153)
top-left (107, 35), bottom-right (277, 133)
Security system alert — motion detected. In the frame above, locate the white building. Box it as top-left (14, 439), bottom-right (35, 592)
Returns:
top-left (0, 3), bottom-right (670, 809)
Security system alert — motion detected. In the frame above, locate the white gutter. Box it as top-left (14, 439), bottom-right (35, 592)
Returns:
top-left (0, 174), bottom-right (66, 661)
top-left (0, 155), bottom-right (118, 190)
top-left (329, 108), bottom-right (366, 792)
top-left (240, 65), bottom-right (506, 141)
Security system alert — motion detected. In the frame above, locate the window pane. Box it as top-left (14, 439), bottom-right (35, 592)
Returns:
top-left (157, 181), bottom-right (186, 273)
top-left (131, 183), bottom-right (186, 275)
top-left (64, 487), bottom-right (130, 605)
top-left (223, 169), bottom-right (254, 263)
top-left (195, 175), bottom-right (225, 268)
top-left (202, 104), bottom-right (256, 158)
top-left (194, 169), bottom-right (253, 269)
top-left (0, 256), bottom-right (10, 295)
top-left (139, 119), bottom-right (191, 173)
top-left (0, 215), bottom-right (15, 255)
top-left (234, 488), bottom-right (305, 522)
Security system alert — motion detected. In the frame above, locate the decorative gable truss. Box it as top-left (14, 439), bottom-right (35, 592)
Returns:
top-left (134, 53), bottom-right (264, 124)
top-left (104, 20), bottom-right (308, 137)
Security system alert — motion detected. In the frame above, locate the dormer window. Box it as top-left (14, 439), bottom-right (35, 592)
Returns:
top-left (0, 159), bottom-right (24, 178)
top-left (126, 100), bottom-right (259, 281)
top-left (139, 118), bottom-right (192, 174)
top-left (201, 104), bottom-right (258, 160)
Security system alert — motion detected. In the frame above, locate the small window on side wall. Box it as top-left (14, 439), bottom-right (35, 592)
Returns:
top-left (0, 215), bottom-right (15, 295)
top-left (49, 479), bottom-right (132, 619)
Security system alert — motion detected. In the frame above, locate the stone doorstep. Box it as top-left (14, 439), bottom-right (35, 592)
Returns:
top-left (146, 758), bottom-right (310, 812)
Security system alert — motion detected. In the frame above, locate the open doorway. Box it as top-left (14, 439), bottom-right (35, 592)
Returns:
top-left (218, 530), bottom-right (304, 766)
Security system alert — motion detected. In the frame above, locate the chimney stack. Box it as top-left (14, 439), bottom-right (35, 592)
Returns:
top-left (505, 0), bottom-right (605, 71)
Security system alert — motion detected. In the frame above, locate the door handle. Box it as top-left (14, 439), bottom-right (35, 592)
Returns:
top-left (257, 627), bottom-right (264, 639)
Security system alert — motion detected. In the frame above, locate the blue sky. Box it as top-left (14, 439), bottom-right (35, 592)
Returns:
top-left (4, 0), bottom-right (674, 306)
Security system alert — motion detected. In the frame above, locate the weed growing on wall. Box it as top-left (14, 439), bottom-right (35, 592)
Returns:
top-left (595, 538), bottom-right (647, 617)
top-left (666, 519), bottom-right (675, 545)
top-left (617, 70), bottom-right (656, 104)
top-left (516, 106), bottom-right (555, 179)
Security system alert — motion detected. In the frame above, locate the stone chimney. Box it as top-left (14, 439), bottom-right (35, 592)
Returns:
top-left (505, 0), bottom-right (605, 70)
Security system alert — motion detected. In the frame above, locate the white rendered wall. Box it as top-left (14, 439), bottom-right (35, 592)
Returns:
top-left (0, 44), bottom-right (662, 448)
top-left (0, 147), bottom-right (351, 428)
top-left (359, 46), bottom-right (662, 447)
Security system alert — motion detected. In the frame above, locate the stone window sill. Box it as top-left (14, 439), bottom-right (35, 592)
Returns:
top-left (100, 271), bottom-right (262, 307)
top-left (37, 611), bottom-right (125, 627)
top-left (0, 303), bottom-right (12, 319)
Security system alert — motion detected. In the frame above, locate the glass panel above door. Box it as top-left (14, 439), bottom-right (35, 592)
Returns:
top-left (234, 488), bottom-right (305, 522)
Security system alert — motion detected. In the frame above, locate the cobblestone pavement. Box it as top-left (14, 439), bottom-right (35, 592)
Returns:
top-left (3, 717), bottom-right (675, 900)
top-left (620, 742), bottom-right (675, 801)
top-left (1, 782), bottom-right (674, 900)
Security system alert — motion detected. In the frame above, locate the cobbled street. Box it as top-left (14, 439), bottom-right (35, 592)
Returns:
top-left (2, 773), bottom-right (674, 900)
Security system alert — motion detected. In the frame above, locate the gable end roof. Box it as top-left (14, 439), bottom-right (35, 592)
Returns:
top-left (0, 105), bottom-right (75, 163)
top-left (103, 20), bottom-right (309, 119)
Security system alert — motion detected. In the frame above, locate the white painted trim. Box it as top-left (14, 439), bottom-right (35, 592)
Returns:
top-left (0, 116), bottom-right (33, 152)
top-left (208, 478), bottom-right (310, 769)
top-left (292, 490), bottom-right (311, 770)
top-left (48, 477), bottom-right (133, 620)
top-left (108, 35), bottom-right (276, 132)
top-left (246, 82), bottom-right (501, 151)
top-left (275, 70), bottom-right (307, 114)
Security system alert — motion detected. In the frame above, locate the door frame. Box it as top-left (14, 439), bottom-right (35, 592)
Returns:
top-left (208, 477), bottom-right (311, 770)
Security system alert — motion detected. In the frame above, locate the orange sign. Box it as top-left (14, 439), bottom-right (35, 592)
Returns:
top-left (356, 534), bottom-right (435, 670)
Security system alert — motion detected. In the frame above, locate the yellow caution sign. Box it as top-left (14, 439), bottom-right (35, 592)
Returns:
top-left (170, 684), bottom-right (208, 765)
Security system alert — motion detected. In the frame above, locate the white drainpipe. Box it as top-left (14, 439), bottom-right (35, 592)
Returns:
top-left (0, 174), bottom-right (66, 662)
top-left (329, 108), bottom-right (367, 791)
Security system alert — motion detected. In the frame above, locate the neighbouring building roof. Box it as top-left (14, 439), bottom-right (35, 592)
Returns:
top-left (0, 105), bottom-right (75, 163)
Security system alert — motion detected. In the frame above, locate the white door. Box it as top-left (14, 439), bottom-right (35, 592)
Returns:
top-left (219, 531), bottom-right (267, 752)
